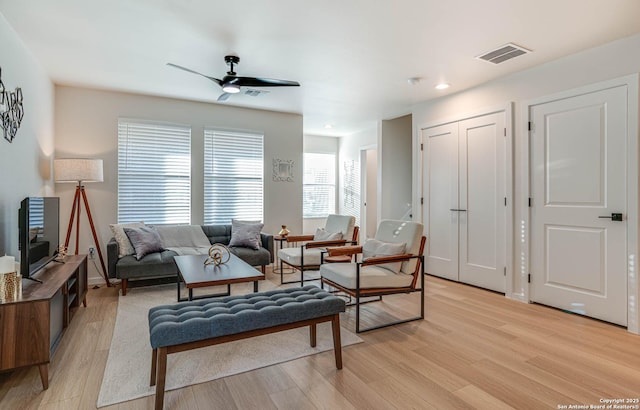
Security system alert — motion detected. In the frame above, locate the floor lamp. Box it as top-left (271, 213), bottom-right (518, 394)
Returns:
top-left (54, 158), bottom-right (111, 287)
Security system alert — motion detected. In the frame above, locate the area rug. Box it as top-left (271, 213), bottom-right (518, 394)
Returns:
top-left (97, 284), bottom-right (362, 408)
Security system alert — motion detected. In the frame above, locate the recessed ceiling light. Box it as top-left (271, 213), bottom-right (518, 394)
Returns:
top-left (324, 124), bottom-right (333, 129)
top-left (435, 83), bottom-right (450, 90)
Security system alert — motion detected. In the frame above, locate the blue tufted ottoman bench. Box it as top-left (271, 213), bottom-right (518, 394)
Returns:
top-left (148, 285), bottom-right (346, 410)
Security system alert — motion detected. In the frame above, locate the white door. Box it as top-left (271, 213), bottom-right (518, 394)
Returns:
top-left (530, 86), bottom-right (627, 326)
top-left (422, 113), bottom-right (506, 292)
top-left (423, 122), bottom-right (459, 281)
top-left (458, 114), bottom-right (506, 292)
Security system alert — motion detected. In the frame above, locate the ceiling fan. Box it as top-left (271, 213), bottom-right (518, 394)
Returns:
top-left (167, 55), bottom-right (300, 102)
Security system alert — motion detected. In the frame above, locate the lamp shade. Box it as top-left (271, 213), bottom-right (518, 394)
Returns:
top-left (54, 158), bottom-right (104, 183)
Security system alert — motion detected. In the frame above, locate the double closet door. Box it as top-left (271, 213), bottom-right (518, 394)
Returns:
top-left (422, 112), bottom-right (507, 293)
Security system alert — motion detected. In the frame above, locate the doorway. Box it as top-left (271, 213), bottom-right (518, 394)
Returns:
top-left (360, 147), bottom-right (378, 240)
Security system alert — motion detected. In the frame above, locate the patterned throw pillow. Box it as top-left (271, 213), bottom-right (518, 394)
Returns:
top-left (110, 222), bottom-right (145, 258)
top-left (123, 226), bottom-right (165, 260)
top-left (229, 220), bottom-right (264, 250)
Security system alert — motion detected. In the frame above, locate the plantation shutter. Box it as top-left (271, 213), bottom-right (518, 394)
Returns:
top-left (204, 129), bottom-right (264, 224)
top-left (303, 153), bottom-right (336, 218)
top-left (117, 120), bottom-right (191, 224)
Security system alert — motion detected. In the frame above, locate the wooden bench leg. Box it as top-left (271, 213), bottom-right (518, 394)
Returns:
top-left (150, 348), bottom-right (157, 386)
top-left (155, 347), bottom-right (167, 410)
top-left (310, 323), bottom-right (317, 347)
top-left (331, 314), bottom-right (343, 369)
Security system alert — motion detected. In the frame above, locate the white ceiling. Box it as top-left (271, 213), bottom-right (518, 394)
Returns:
top-left (2, 0), bottom-right (640, 136)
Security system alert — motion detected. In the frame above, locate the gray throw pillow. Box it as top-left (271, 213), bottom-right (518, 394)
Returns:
top-left (123, 226), bottom-right (164, 260)
top-left (110, 221), bottom-right (145, 258)
top-left (229, 220), bottom-right (264, 250)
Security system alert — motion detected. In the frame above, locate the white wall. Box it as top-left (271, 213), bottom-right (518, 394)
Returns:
top-left (412, 32), bottom-right (640, 329)
top-left (0, 14), bottom-right (54, 266)
top-left (55, 86), bottom-right (303, 284)
top-left (380, 114), bottom-right (412, 220)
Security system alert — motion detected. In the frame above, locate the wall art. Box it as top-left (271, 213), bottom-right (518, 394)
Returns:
top-left (0, 66), bottom-right (25, 143)
top-left (272, 158), bottom-right (294, 182)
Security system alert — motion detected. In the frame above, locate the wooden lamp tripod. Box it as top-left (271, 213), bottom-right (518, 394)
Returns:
top-left (54, 158), bottom-right (111, 286)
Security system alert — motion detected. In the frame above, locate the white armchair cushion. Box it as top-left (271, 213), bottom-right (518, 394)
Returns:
top-left (320, 262), bottom-right (414, 289)
top-left (325, 214), bottom-right (356, 241)
top-left (278, 247), bottom-right (323, 267)
top-left (362, 239), bottom-right (406, 273)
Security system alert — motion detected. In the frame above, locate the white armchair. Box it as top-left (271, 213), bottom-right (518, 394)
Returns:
top-left (278, 214), bottom-right (358, 285)
top-left (320, 220), bottom-right (426, 333)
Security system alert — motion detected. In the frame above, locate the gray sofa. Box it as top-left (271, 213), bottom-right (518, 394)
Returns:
top-left (107, 225), bottom-right (274, 295)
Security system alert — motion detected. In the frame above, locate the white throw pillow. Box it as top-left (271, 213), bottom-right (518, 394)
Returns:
top-left (314, 228), bottom-right (343, 241)
top-left (362, 238), bottom-right (406, 273)
top-left (110, 222), bottom-right (145, 258)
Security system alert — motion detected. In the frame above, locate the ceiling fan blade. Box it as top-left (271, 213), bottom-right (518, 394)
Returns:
top-left (232, 76), bottom-right (300, 87)
top-left (217, 92), bottom-right (231, 102)
top-left (167, 63), bottom-right (223, 86)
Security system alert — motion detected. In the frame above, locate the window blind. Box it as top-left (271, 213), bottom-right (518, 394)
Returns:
top-left (342, 159), bottom-right (361, 226)
top-left (117, 120), bottom-right (191, 224)
top-left (204, 129), bottom-right (264, 224)
top-left (303, 153), bottom-right (336, 218)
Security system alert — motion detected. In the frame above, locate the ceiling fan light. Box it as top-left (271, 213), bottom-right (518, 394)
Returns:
top-left (222, 83), bottom-right (240, 94)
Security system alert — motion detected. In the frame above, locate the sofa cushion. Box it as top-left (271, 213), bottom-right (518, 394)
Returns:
top-left (115, 250), bottom-right (179, 279)
top-left (229, 220), bottom-right (264, 250)
top-left (229, 246), bottom-right (271, 267)
top-left (200, 225), bottom-right (231, 245)
top-left (124, 226), bottom-right (165, 260)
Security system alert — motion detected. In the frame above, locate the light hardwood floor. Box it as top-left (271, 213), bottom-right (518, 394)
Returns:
top-left (1, 269), bottom-right (639, 409)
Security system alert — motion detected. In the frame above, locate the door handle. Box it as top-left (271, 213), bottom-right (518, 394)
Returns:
top-left (449, 209), bottom-right (467, 212)
top-left (598, 213), bottom-right (623, 221)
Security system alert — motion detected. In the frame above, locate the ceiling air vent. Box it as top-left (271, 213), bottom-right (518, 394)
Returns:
top-left (477, 43), bottom-right (531, 64)
top-left (244, 89), bottom-right (269, 97)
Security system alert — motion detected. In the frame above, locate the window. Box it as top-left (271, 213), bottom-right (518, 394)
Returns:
top-left (204, 129), bottom-right (264, 224)
top-left (303, 153), bottom-right (336, 218)
top-left (342, 159), bottom-right (361, 226)
top-left (117, 120), bottom-right (191, 224)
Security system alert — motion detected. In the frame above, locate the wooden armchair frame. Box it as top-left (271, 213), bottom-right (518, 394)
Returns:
top-left (321, 236), bottom-right (426, 333)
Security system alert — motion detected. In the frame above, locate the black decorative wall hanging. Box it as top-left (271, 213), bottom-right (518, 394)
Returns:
top-left (0, 66), bottom-right (24, 143)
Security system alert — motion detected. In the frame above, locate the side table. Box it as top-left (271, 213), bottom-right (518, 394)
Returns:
top-left (273, 235), bottom-right (295, 276)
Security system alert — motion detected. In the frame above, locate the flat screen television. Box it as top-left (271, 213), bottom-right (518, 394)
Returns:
top-left (18, 197), bottom-right (60, 279)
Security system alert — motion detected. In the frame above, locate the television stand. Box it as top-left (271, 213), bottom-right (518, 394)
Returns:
top-left (23, 276), bottom-right (43, 284)
top-left (0, 255), bottom-right (87, 390)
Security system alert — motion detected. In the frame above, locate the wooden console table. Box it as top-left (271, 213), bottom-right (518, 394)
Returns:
top-left (0, 254), bottom-right (87, 390)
